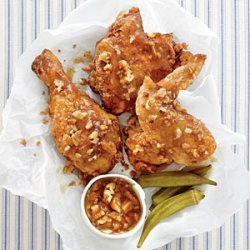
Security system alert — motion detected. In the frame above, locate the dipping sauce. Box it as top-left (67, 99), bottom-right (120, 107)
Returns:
top-left (85, 177), bottom-right (142, 234)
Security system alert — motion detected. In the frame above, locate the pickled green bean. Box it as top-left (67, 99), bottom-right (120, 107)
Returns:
top-left (137, 189), bottom-right (204, 248)
top-left (192, 165), bottom-right (212, 177)
top-left (137, 172), bottom-right (217, 188)
top-left (151, 166), bottom-right (212, 206)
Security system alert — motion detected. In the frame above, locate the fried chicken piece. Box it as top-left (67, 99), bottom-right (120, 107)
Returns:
top-left (32, 49), bottom-right (122, 178)
top-left (124, 126), bottom-right (172, 175)
top-left (89, 7), bottom-right (187, 114)
top-left (125, 126), bottom-right (172, 165)
top-left (125, 53), bottom-right (216, 168)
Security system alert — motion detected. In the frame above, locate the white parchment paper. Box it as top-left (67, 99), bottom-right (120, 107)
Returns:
top-left (0, 0), bottom-right (249, 249)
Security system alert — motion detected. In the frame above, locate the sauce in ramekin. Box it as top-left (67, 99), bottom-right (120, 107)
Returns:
top-left (85, 177), bottom-right (142, 234)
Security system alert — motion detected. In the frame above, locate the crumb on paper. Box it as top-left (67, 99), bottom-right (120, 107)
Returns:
top-left (122, 160), bottom-right (129, 170)
top-left (56, 166), bottom-right (64, 173)
top-left (35, 140), bottom-right (41, 147)
top-left (20, 138), bottom-right (27, 147)
top-left (78, 181), bottom-right (85, 186)
top-left (60, 184), bottom-right (67, 193)
top-left (72, 44), bottom-right (77, 49)
top-left (63, 161), bottom-right (75, 174)
top-left (40, 107), bottom-right (49, 115)
top-left (57, 49), bottom-right (61, 53)
top-left (211, 156), bottom-right (217, 162)
top-left (42, 91), bottom-right (46, 95)
top-left (63, 59), bottom-right (66, 62)
top-left (68, 180), bottom-right (76, 187)
top-left (33, 153), bottom-right (37, 157)
top-left (82, 66), bottom-right (91, 73)
top-left (130, 170), bottom-right (136, 178)
top-left (66, 67), bottom-right (75, 81)
top-left (77, 171), bottom-right (92, 185)
top-left (73, 57), bottom-right (84, 64)
top-left (42, 117), bottom-right (49, 124)
top-left (79, 78), bottom-right (88, 86)
top-left (84, 51), bottom-right (93, 61)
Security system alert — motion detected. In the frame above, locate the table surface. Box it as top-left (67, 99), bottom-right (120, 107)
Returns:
top-left (0, 0), bottom-right (249, 249)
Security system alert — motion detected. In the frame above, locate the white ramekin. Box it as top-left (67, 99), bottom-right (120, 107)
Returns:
top-left (80, 173), bottom-right (146, 239)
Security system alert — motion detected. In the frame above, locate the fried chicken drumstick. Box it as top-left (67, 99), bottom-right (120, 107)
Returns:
top-left (32, 49), bottom-right (122, 178)
top-left (125, 52), bottom-right (216, 171)
top-left (89, 7), bottom-right (186, 114)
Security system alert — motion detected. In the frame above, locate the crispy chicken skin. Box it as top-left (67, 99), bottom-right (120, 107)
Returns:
top-left (32, 49), bottom-right (122, 178)
top-left (125, 125), bottom-right (172, 166)
top-left (89, 7), bottom-right (186, 114)
top-left (125, 52), bottom-right (216, 169)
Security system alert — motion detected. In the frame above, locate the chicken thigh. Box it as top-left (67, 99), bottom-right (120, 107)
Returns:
top-left (125, 52), bottom-right (216, 170)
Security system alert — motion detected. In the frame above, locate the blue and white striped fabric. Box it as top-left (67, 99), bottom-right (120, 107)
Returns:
top-left (0, 0), bottom-right (249, 249)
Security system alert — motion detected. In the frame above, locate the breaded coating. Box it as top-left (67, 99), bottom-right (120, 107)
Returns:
top-left (89, 7), bottom-right (186, 114)
top-left (125, 53), bottom-right (216, 169)
top-left (32, 49), bottom-right (122, 178)
top-left (125, 126), bottom-right (172, 165)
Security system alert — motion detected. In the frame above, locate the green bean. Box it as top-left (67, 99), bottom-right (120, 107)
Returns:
top-left (149, 204), bottom-right (155, 211)
top-left (151, 166), bottom-right (212, 207)
top-left (137, 189), bottom-right (204, 248)
top-left (192, 165), bottom-right (212, 177)
top-left (137, 172), bottom-right (217, 188)
top-left (152, 187), bottom-right (186, 206)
